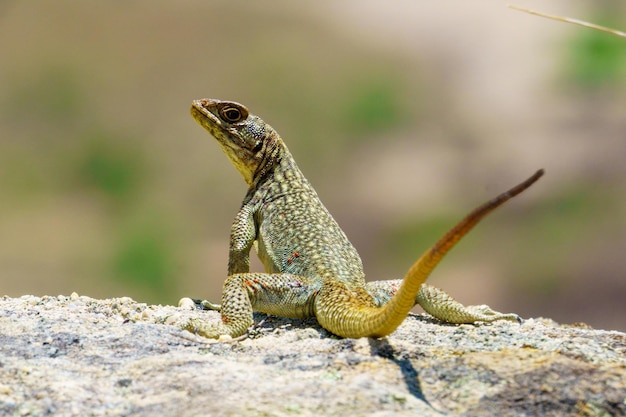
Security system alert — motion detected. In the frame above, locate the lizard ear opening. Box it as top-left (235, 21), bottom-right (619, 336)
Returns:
top-left (218, 103), bottom-right (248, 123)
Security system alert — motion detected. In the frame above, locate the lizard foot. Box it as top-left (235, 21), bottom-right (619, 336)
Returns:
top-left (417, 284), bottom-right (522, 324)
top-left (178, 297), bottom-right (222, 311)
top-left (182, 316), bottom-right (251, 340)
top-left (200, 299), bottom-right (222, 311)
top-left (458, 304), bottom-right (522, 324)
top-left (173, 329), bottom-right (231, 344)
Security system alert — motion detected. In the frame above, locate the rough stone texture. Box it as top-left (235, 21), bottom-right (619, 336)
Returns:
top-left (1, 294), bottom-right (624, 417)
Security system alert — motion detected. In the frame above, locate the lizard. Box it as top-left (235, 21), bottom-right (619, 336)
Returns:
top-left (184, 98), bottom-right (544, 340)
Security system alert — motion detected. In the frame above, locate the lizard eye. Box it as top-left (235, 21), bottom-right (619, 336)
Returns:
top-left (218, 105), bottom-right (247, 123)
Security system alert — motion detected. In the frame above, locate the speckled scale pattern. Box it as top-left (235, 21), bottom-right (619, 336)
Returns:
top-left (186, 98), bottom-right (539, 339)
top-left (252, 163), bottom-right (365, 285)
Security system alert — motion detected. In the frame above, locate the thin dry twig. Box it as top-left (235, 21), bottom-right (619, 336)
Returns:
top-left (509, 5), bottom-right (626, 39)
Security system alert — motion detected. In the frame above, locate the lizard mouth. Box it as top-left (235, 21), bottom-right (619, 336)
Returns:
top-left (191, 99), bottom-right (220, 127)
top-left (190, 99), bottom-right (238, 150)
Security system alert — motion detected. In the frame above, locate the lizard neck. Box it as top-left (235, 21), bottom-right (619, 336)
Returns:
top-left (251, 141), bottom-right (306, 190)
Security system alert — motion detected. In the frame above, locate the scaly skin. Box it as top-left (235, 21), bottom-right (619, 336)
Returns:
top-left (185, 98), bottom-right (543, 339)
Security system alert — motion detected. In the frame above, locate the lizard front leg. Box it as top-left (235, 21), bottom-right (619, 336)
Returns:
top-left (228, 204), bottom-right (256, 274)
top-left (184, 273), bottom-right (320, 339)
top-left (180, 204), bottom-right (257, 313)
top-left (365, 280), bottom-right (521, 324)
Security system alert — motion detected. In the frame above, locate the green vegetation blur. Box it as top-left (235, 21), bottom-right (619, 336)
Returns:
top-left (0, 2), bottom-right (625, 331)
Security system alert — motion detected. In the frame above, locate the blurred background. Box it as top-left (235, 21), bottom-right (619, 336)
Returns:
top-left (1, 1), bottom-right (625, 331)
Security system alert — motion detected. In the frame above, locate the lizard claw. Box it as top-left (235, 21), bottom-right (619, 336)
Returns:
top-left (178, 297), bottom-right (222, 311)
top-left (200, 300), bottom-right (222, 311)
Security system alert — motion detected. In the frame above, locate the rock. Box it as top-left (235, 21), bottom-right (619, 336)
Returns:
top-left (0, 294), bottom-right (624, 416)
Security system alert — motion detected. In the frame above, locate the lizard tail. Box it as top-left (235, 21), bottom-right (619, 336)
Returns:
top-left (315, 169), bottom-right (544, 338)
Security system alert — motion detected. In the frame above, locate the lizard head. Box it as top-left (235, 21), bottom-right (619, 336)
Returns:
top-left (191, 98), bottom-right (281, 186)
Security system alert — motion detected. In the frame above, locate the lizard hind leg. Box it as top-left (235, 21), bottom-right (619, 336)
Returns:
top-left (365, 280), bottom-right (521, 324)
top-left (417, 284), bottom-right (522, 324)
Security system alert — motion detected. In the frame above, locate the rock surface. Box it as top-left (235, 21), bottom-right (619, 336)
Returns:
top-left (1, 294), bottom-right (624, 417)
